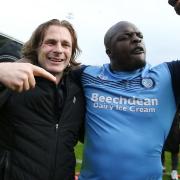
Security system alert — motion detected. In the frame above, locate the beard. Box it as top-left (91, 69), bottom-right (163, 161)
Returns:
top-left (110, 58), bottom-right (146, 72)
top-left (128, 59), bottom-right (146, 71)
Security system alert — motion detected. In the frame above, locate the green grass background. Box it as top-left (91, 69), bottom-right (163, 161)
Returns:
top-left (162, 152), bottom-right (180, 180)
top-left (75, 143), bottom-right (180, 179)
top-left (75, 142), bottom-right (83, 172)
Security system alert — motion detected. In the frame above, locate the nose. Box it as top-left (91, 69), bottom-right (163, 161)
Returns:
top-left (54, 42), bottom-right (63, 53)
top-left (131, 35), bottom-right (141, 43)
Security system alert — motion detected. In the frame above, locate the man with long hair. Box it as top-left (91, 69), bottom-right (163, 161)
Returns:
top-left (0, 19), bottom-right (85, 180)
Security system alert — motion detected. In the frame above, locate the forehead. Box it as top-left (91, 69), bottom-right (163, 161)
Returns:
top-left (113, 22), bottom-right (141, 36)
top-left (44, 25), bottom-right (72, 43)
top-left (104, 22), bottom-right (142, 48)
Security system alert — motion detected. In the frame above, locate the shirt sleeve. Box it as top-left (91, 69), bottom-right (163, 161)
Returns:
top-left (166, 61), bottom-right (180, 104)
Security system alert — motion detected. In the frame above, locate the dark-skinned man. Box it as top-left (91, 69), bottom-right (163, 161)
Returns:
top-left (79, 21), bottom-right (180, 180)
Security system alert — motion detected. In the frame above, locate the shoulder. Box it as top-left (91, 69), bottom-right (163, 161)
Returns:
top-left (150, 62), bottom-right (168, 71)
top-left (69, 65), bottom-right (102, 80)
top-left (145, 63), bottom-right (171, 77)
top-left (68, 65), bottom-right (86, 81)
top-left (64, 65), bottom-right (88, 86)
top-left (82, 65), bottom-right (104, 75)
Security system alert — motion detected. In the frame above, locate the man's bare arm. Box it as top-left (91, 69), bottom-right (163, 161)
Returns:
top-left (0, 62), bottom-right (56, 92)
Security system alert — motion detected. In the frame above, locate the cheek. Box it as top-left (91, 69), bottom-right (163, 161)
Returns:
top-left (113, 43), bottom-right (128, 52)
top-left (65, 50), bottom-right (72, 63)
top-left (113, 47), bottom-right (127, 58)
top-left (67, 49), bottom-right (72, 58)
top-left (39, 44), bottom-right (52, 55)
top-left (37, 49), bottom-right (47, 65)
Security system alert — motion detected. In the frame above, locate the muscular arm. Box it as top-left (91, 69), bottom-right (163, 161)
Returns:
top-left (167, 61), bottom-right (180, 104)
top-left (0, 62), bottom-right (56, 92)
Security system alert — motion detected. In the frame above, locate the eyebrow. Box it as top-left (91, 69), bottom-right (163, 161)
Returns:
top-left (122, 30), bottom-right (142, 34)
top-left (45, 38), bottom-right (71, 44)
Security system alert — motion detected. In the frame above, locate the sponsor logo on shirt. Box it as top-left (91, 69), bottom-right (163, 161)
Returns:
top-left (91, 93), bottom-right (159, 113)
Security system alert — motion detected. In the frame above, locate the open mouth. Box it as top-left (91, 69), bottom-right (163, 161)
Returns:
top-left (131, 46), bottom-right (144, 54)
top-left (48, 57), bottom-right (64, 62)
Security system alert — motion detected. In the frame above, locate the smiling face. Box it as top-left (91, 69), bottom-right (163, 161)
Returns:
top-left (37, 25), bottom-right (72, 81)
top-left (104, 21), bottom-right (146, 71)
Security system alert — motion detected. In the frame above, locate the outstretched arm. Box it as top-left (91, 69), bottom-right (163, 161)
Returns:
top-left (0, 62), bottom-right (56, 92)
top-left (167, 61), bottom-right (180, 104)
top-left (168, 0), bottom-right (180, 15)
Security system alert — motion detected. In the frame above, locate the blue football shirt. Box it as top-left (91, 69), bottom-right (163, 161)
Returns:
top-left (79, 63), bottom-right (177, 180)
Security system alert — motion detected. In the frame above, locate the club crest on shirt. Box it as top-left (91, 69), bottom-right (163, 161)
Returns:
top-left (141, 78), bottom-right (154, 89)
top-left (98, 74), bottom-right (108, 80)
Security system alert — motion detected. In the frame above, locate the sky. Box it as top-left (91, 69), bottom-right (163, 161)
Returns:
top-left (0, 0), bottom-right (180, 66)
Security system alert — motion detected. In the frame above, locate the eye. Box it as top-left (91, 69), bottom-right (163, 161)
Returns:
top-left (45, 39), bottom-right (56, 46)
top-left (62, 42), bottom-right (71, 48)
top-left (117, 35), bottom-right (129, 41)
top-left (137, 33), bottom-right (143, 39)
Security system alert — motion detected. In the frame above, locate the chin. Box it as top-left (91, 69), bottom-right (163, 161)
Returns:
top-left (129, 60), bottom-right (146, 71)
top-left (47, 65), bottom-right (67, 73)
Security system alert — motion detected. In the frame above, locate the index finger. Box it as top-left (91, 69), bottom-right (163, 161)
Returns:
top-left (32, 65), bottom-right (56, 83)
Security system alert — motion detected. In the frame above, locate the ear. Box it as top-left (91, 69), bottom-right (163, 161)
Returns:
top-left (106, 49), bottom-right (111, 57)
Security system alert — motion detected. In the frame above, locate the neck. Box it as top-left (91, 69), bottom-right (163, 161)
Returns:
top-left (55, 72), bottom-right (63, 84)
